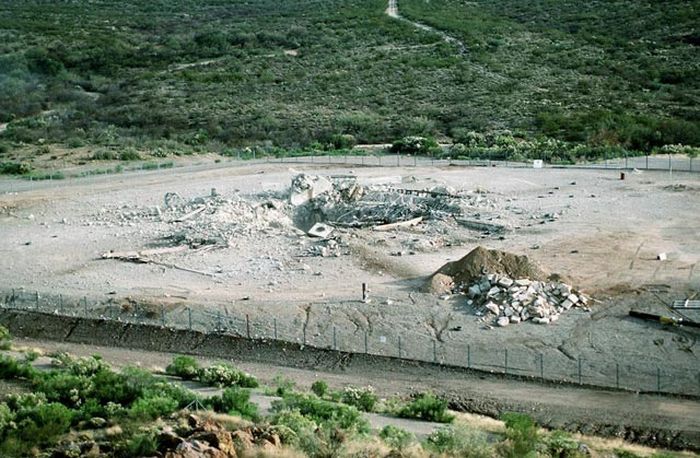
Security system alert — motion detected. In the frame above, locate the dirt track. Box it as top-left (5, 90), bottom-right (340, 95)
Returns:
top-left (2, 309), bottom-right (699, 451)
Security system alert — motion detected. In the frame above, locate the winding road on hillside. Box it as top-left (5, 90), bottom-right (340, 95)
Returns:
top-left (386, 0), bottom-right (466, 52)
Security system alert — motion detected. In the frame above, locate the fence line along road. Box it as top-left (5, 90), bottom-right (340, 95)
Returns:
top-left (1, 152), bottom-right (697, 195)
top-left (2, 289), bottom-right (698, 397)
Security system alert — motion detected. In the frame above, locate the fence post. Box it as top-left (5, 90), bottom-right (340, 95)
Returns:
top-left (396, 154), bottom-right (400, 166)
top-left (303, 325), bottom-right (307, 346)
top-left (273, 318), bottom-right (278, 340)
top-left (646, 155), bottom-right (649, 169)
top-left (467, 344), bottom-right (471, 368)
top-left (161, 305), bottom-right (165, 327)
top-left (657, 367), bottom-right (661, 392)
top-left (188, 307), bottom-right (192, 331)
top-left (83, 296), bottom-right (87, 316)
top-left (35, 291), bottom-right (39, 308)
top-left (333, 326), bottom-right (337, 350)
top-left (578, 357), bottom-right (582, 384)
top-left (398, 335), bottom-right (402, 358)
top-left (59, 294), bottom-right (63, 314)
top-left (504, 349), bottom-right (508, 375)
top-left (616, 363), bottom-right (620, 389)
top-left (364, 331), bottom-right (368, 353)
top-left (540, 353), bottom-right (544, 380)
top-left (433, 340), bottom-right (437, 363)
top-left (11, 288), bottom-right (15, 304)
top-left (246, 314), bottom-right (251, 339)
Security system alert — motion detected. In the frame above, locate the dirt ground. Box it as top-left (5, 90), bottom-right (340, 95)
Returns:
top-left (0, 160), bottom-right (699, 402)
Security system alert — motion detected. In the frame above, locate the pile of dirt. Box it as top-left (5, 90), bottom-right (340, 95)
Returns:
top-left (427, 246), bottom-right (548, 292)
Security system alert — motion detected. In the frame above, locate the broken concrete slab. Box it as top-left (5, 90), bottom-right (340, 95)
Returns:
top-left (307, 223), bottom-right (334, 238)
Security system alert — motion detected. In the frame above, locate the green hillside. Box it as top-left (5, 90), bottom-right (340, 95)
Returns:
top-left (0, 0), bottom-right (698, 155)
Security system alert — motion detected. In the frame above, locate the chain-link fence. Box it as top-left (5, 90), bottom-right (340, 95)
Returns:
top-left (1, 152), bottom-right (697, 194)
top-left (2, 289), bottom-right (698, 396)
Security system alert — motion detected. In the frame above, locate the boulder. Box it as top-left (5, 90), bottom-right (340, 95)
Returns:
top-left (484, 302), bottom-right (500, 315)
top-left (497, 316), bottom-right (510, 327)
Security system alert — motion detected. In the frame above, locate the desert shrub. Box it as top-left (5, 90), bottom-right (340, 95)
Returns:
top-left (0, 403), bottom-right (15, 436)
top-left (144, 381), bottom-right (196, 408)
top-left (499, 412), bottom-right (540, 458)
top-left (425, 424), bottom-right (493, 457)
top-left (270, 409), bottom-right (317, 445)
top-left (390, 136), bottom-right (441, 156)
top-left (33, 371), bottom-right (93, 407)
top-left (197, 363), bottom-right (259, 388)
top-left (272, 375), bottom-right (296, 396)
top-left (311, 380), bottom-right (329, 398)
top-left (0, 161), bottom-right (31, 175)
top-left (129, 395), bottom-right (179, 420)
top-left (118, 148), bottom-right (141, 161)
top-left (91, 149), bottom-right (116, 160)
top-left (329, 133), bottom-right (357, 150)
top-left (0, 355), bottom-right (36, 380)
top-left (397, 392), bottom-right (454, 423)
top-left (90, 368), bottom-right (140, 406)
top-left (340, 385), bottom-right (377, 412)
top-left (166, 355), bottom-right (200, 380)
top-left (50, 353), bottom-right (108, 376)
top-left (546, 430), bottom-right (584, 458)
top-left (4, 393), bottom-right (47, 411)
top-left (0, 326), bottom-right (11, 350)
top-left (379, 425), bottom-right (415, 450)
top-left (210, 387), bottom-right (258, 420)
top-left (126, 431), bottom-right (158, 457)
top-left (13, 402), bottom-right (73, 446)
top-left (271, 393), bottom-right (369, 433)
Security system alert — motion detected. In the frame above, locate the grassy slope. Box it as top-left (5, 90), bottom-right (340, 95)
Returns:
top-left (0, 0), bottom-right (698, 152)
top-left (400, 0), bottom-right (700, 146)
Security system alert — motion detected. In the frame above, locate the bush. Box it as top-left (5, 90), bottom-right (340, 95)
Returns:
top-left (390, 136), bottom-right (441, 156)
top-left (197, 363), bottom-right (259, 388)
top-left (397, 392), bottom-right (454, 423)
top-left (210, 387), bottom-right (258, 420)
top-left (272, 375), bottom-right (296, 396)
top-left (13, 402), bottom-right (73, 446)
top-left (0, 403), bottom-right (15, 436)
top-left (311, 380), bottom-right (329, 398)
top-left (0, 325), bottom-right (11, 350)
top-left (379, 425), bottom-right (415, 450)
top-left (0, 161), bottom-right (31, 175)
top-left (166, 355), bottom-right (199, 380)
top-left (271, 393), bottom-right (369, 433)
top-left (0, 355), bottom-right (36, 380)
top-left (50, 353), bottom-right (108, 376)
top-left (119, 148), bottom-right (141, 161)
top-left (126, 431), bottom-right (158, 457)
top-left (270, 409), bottom-right (318, 446)
top-left (546, 430), bottom-right (584, 458)
top-left (499, 412), bottom-right (540, 458)
top-left (129, 395), bottom-right (179, 420)
top-left (33, 371), bottom-right (93, 407)
top-left (425, 424), bottom-right (493, 457)
top-left (340, 385), bottom-right (377, 412)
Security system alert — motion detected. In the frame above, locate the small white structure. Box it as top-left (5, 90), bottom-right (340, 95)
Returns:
top-left (533, 160), bottom-right (544, 169)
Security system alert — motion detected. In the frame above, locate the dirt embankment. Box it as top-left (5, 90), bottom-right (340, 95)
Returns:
top-left (1, 309), bottom-right (699, 451)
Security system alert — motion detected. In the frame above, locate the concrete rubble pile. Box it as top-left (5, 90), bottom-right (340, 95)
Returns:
top-left (290, 173), bottom-right (465, 228)
top-left (463, 273), bottom-right (590, 327)
top-left (95, 191), bottom-right (294, 249)
top-left (161, 192), bottom-right (293, 248)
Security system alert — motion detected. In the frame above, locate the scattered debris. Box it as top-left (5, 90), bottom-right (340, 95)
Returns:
top-left (373, 216), bottom-right (423, 232)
